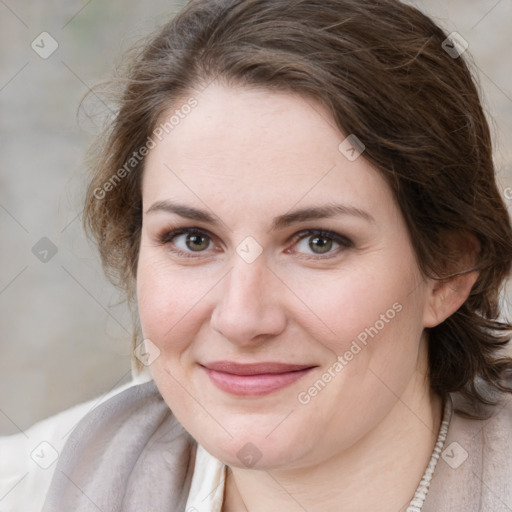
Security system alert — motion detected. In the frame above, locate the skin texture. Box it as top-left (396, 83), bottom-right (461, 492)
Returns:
top-left (137, 83), bottom-right (477, 511)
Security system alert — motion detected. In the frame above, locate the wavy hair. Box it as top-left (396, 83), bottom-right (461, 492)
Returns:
top-left (83, 0), bottom-right (512, 409)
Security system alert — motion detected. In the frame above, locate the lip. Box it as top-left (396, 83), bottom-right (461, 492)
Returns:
top-left (201, 361), bottom-right (316, 396)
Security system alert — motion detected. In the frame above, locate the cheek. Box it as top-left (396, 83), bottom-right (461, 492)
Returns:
top-left (325, 285), bottom-right (425, 404)
top-left (286, 264), bottom-right (428, 418)
top-left (136, 250), bottom-right (213, 354)
top-left (283, 259), bottom-right (424, 359)
top-left (292, 277), bottom-right (426, 449)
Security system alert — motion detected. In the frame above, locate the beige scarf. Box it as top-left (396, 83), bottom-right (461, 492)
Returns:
top-left (42, 380), bottom-right (512, 511)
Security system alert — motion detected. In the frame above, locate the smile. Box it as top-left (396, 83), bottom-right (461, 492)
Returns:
top-left (201, 361), bottom-right (316, 396)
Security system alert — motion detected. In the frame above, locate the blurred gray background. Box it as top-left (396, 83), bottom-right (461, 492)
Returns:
top-left (1, 0), bottom-right (511, 435)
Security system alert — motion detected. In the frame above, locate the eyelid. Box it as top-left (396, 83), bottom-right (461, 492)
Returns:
top-left (289, 229), bottom-right (352, 245)
top-left (159, 227), bottom-right (214, 244)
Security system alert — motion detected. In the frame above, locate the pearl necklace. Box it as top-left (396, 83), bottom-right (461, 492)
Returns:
top-left (406, 397), bottom-right (453, 511)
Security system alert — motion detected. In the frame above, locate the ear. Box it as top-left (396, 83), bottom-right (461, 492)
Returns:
top-left (423, 232), bottom-right (480, 328)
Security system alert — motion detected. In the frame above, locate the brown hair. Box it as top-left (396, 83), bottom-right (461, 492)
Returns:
top-left (83, 0), bottom-right (512, 408)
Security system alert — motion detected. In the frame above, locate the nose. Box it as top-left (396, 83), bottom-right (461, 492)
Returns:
top-left (210, 257), bottom-right (287, 347)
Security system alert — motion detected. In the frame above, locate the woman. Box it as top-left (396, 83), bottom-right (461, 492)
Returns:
top-left (2, 0), bottom-right (512, 510)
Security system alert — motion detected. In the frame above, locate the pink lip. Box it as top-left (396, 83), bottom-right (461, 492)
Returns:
top-left (201, 361), bottom-right (316, 396)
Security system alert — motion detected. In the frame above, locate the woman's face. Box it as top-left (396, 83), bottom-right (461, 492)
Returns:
top-left (137, 83), bottom-right (434, 470)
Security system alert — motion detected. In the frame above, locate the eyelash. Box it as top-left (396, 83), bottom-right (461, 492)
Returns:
top-left (157, 227), bottom-right (353, 260)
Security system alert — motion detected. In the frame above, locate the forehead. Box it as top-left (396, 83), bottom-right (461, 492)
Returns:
top-left (142, 83), bottom-right (393, 219)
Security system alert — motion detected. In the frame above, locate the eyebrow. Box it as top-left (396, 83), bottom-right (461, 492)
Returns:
top-left (145, 200), bottom-right (374, 230)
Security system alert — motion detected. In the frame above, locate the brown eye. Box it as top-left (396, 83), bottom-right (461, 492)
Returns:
top-left (159, 228), bottom-right (214, 256)
top-left (309, 235), bottom-right (333, 254)
top-left (291, 229), bottom-right (353, 258)
top-left (185, 233), bottom-right (210, 251)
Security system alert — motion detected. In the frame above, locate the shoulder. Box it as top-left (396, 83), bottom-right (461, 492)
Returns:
top-left (41, 379), bottom-right (195, 512)
top-left (449, 390), bottom-right (512, 455)
top-left (0, 376), bottom-right (148, 512)
top-left (425, 391), bottom-right (512, 512)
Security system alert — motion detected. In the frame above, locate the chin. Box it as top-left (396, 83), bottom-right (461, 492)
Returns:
top-left (208, 441), bottom-right (297, 471)
top-left (196, 420), bottom-right (310, 470)
top-left (151, 363), bottom-right (321, 469)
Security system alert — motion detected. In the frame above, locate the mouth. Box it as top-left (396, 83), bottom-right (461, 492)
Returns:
top-left (201, 361), bottom-right (317, 396)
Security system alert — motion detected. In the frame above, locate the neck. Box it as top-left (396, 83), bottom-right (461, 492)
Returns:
top-left (223, 372), bottom-right (443, 512)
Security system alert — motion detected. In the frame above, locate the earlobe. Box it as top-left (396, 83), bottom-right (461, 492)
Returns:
top-left (423, 269), bottom-right (479, 328)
